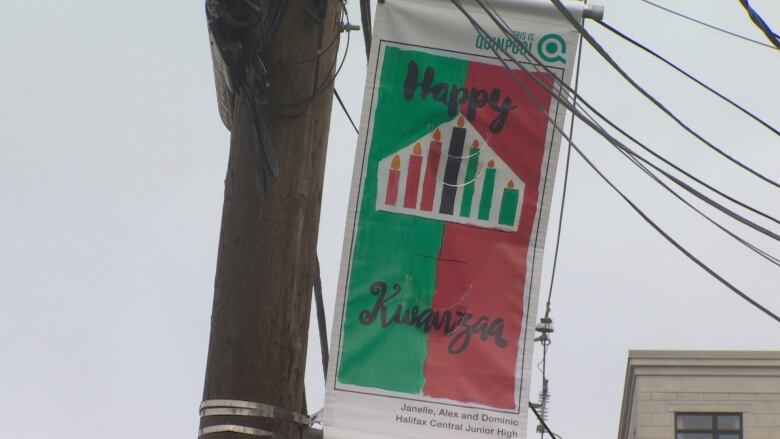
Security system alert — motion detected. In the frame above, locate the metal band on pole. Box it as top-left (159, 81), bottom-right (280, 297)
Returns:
top-left (198, 400), bottom-right (318, 438)
top-left (200, 399), bottom-right (311, 425)
top-left (199, 424), bottom-right (285, 438)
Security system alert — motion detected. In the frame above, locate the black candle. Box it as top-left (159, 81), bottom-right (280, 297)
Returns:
top-left (439, 116), bottom-right (466, 215)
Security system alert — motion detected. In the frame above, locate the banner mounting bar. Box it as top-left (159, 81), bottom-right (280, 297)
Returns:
top-left (583, 4), bottom-right (605, 21)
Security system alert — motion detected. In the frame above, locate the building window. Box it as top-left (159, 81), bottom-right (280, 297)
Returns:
top-left (675, 413), bottom-right (742, 439)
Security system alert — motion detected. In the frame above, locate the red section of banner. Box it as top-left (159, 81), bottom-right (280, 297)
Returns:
top-left (422, 63), bottom-right (555, 409)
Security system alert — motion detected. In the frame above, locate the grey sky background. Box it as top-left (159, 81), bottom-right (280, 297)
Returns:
top-left (0, 1), bottom-right (777, 439)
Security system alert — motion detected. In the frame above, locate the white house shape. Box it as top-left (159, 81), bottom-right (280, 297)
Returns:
top-left (376, 116), bottom-right (524, 232)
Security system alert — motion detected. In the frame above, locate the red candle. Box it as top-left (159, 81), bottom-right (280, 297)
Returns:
top-left (404, 143), bottom-right (423, 208)
top-left (385, 154), bottom-right (401, 206)
top-left (421, 128), bottom-right (442, 211)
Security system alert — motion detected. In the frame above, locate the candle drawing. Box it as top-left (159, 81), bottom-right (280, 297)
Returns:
top-left (478, 160), bottom-right (496, 220)
top-left (439, 116), bottom-right (466, 215)
top-left (385, 154), bottom-right (401, 206)
top-left (459, 139), bottom-right (481, 218)
top-left (421, 129), bottom-right (442, 211)
top-left (404, 143), bottom-right (423, 209)
top-left (498, 180), bottom-right (519, 226)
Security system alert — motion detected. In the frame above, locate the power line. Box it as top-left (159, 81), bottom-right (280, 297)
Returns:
top-left (464, 0), bottom-right (780, 320)
top-left (575, 133), bottom-right (780, 324)
top-left (596, 20), bottom-right (780, 137)
top-left (535, 15), bottom-right (585, 438)
top-left (614, 140), bottom-right (780, 266)
top-left (737, 0), bottom-right (780, 48)
top-left (473, 0), bottom-right (780, 240)
top-left (548, 0), bottom-right (780, 189)
top-left (313, 255), bottom-right (329, 378)
top-left (500, 8), bottom-right (780, 291)
top-left (334, 88), bottom-right (359, 134)
top-left (474, 0), bottom-right (780, 263)
top-left (574, 144), bottom-right (780, 323)
top-left (501, 19), bottom-right (780, 262)
top-left (360, 0), bottom-right (372, 59)
top-left (449, 0), bottom-right (780, 324)
top-left (638, 0), bottom-right (777, 50)
top-left (476, 0), bottom-right (780, 234)
top-left (572, 90), bottom-right (780, 236)
top-left (547, 65), bottom-right (780, 258)
top-left (543, 12), bottom-right (583, 319)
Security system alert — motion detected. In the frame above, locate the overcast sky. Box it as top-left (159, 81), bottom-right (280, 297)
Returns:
top-left (0, 1), bottom-right (778, 439)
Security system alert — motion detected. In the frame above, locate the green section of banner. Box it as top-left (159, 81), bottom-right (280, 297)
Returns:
top-left (337, 47), bottom-right (468, 393)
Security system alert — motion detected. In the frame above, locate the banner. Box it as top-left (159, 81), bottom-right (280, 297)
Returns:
top-left (325, 1), bottom-right (582, 438)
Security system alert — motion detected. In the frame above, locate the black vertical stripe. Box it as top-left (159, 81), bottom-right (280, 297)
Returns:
top-left (440, 126), bottom-right (466, 214)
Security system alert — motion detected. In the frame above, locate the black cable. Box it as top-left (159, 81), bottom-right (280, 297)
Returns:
top-left (544, 15), bottom-right (584, 317)
top-left (313, 255), bottom-right (329, 378)
top-left (481, 0), bottom-right (780, 265)
top-left (477, 0), bottom-right (780, 230)
top-left (475, 0), bottom-right (780, 255)
top-left (573, 140), bottom-right (780, 324)
top-left (450, 0), bottom-right (780, 324)
top-left (536, 15), bottom-right (586, 435)
top-left (597, 20), bottom-right (779, 137)
top-left (573, 90), bottom-right (780, 234)
top-left (475, 0), bottom-right (780, 237)
top-left (631, 153), bottom-right (780, 244)
top-left (638, 0), bottom-right (776, 50)
top-left (360, 0), bottom-right (372, 59)
top-left (464, 0), bottom-right (780, 320)
top-left (591, 109), bottom-right (780, 230)
top-left (518, 30), bottom-right (780, 258)
top-left (548, 0), bottom-right (780, 190)
top-left (482, 2), bottom-right (780, 248)
top-left (738, 0), bottom-right (780, 48)
top-left (474, 0), bottom-right (780, 260)
top-left (536, 11), bottom-right (586, 438)
top-left (616, 138), bottom-right (780, 266)
top-left (334, 88), bottom-right (359, 134)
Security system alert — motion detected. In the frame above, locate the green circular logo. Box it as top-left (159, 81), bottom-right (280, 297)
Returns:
top-left (537, 34), bottom-right (567, 64)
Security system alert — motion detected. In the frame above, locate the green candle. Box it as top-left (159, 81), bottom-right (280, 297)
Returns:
top-left (478, 160), bottom-right (496, 221)
top-left (459, 140), bottom-right (481, 218)
top-left (499, 180), bottom-right (520, 226)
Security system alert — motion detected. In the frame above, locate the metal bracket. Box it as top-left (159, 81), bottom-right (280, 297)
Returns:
top-left (341, 22), bottom-right (361, 32)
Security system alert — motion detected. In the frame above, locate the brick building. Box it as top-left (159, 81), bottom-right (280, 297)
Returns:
top-left (617, 351), bottom-right (780, 439)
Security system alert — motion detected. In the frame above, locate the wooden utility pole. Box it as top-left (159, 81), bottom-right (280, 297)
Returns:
top-left (199, 0), bottom-right (341, 437)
